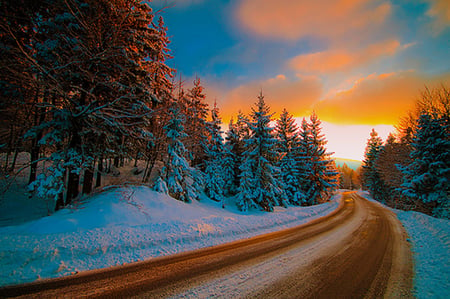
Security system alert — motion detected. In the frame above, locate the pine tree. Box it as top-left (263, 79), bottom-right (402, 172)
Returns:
top-left (224, 112), bottom-right (249, 194)
top-left (275, 109), bottom-right (304, 205)
top-left (140, 15), bottom-right (174, 182)
top-left (297, 118), bottom-right (313, 204)
top-left (9, 0), bottom-right (174, 209)
top-left (221, 144), bottom-right (235, 198)
top-left (236, 92), bottom-right (284, 212)
top-left (307, 112), bottom-right (339, 204)
top-left (204, 102), bottom-right (227, 202)
top-left (154, 107), bottom-right (200, 202)
top-left (399, 113), bottom-right (450, 218)
top-left (375, 133), bottom-right (412, 208)
top-left (183, 77), bottom-right (209, 168)
top-left (361, 129), bottom-right (386, 202)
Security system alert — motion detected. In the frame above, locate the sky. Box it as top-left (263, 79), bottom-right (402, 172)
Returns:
top-left (152, 0), bottom-right (449, 160)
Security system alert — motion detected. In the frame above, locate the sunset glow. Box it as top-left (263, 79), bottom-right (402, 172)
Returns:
top-left (319, 121), bottom-right (394, 161)
top-left (154, 0), bottom-right (449, 160)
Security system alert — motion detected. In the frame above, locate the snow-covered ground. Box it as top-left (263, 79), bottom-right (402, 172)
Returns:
top-left (1, 187), bottom-right (448, 299)
top-left (396, 210), bottom-right (450, 299)
top-left (0, 186), bottom-right (340, 287)
top-left (359, 191), bottom-right (450, 299)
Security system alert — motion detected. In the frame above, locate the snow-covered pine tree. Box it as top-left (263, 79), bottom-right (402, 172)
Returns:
top-left (138, 15), bottom-right (175, 182)
top-left (361, 129), bottom-right (386, 202)
top-left (221, 145), bottom-right (235, 198)
top-left (220, 125), bottom-right (236, 197)
top-left (274, 109), bottom-right (304, 205)
top-left (204, 101), bottom-right (227, 202)
top-left (236, 92), bottom-right (284, 212)
top-left (183, 77), bottom-right (209, 169)
top-left (154, 106), bottom-right (200, 202)
top-left (297, 118), bottom-right (313, 204)
top-left (17, 0), bottom-right (174, 209)
top-left (224, 112), bottom-right (249, 194)
top-left (399, 113), bottom-right (450, 218)
top-left (307, 112), bottom-right (339, 204)
top-left (374, 133), bottom-right (412, 208)
top-left (148, 16), bottom-right (174, 103)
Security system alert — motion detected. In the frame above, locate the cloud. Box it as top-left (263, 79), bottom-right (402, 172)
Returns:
top-left (426, 0), bottom-right (450, 34)
top-left (314, 71), bottom-right (450, 125)
top-left (235, 0), bottom-right (391, 41)
top-left (288, 40), bottom-right (401, 73)
top-left (206, 74), bottom-right (323, 123)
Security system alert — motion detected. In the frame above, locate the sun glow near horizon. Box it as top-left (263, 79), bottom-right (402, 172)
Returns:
top-left (319, 121), bottom-right (394, 161)
top-left (221, 111), bottom-right (395, 162)
top-left (214, 90), bottom-right (397, 162)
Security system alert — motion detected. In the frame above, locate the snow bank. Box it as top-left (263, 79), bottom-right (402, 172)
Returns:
top-left (396, 210), bottom-right (450, 299)
top-left (0, 186), bottom-right (340, 286)
top-left (358, 191), bottom-right (450, 299)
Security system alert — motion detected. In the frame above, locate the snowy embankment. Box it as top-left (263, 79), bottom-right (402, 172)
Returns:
top-left (358, 191), bottom-right (450, 299)
top-left (0, 186), bottom-right (340, 287)
top-left (396, 210), bottom-right (450, 299)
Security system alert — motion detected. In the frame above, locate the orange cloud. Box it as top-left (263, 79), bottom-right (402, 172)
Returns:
top-left (426, 0), bottom-right (450, 33)
top-left (314, 71), bottom-right (450, 125)
top-left (235, 0), bottom-right (391, 41)
top-left (206, 75), bottom-right (323, 123)
top-left (288, 40), bottom-right (401, 73)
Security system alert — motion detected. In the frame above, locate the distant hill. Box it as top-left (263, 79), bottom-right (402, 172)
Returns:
top-left (334, 158), bottom-right (362, 171)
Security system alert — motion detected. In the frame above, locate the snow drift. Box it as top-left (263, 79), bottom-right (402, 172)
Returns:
top-left (0, 186), bottom-right (340, 286)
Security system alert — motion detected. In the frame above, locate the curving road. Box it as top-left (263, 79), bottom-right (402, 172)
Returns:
top-left (0, 191), bottom-right (413, 298)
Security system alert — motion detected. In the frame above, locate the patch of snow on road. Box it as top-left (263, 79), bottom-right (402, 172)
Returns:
top-left (0, 186), bottom-right (340, 287)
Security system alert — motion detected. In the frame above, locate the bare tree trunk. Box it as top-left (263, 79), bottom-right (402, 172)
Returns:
top-left (4, 105), bottom-right (20, 172)
top-left (66, 171), bottom-right (79, 204)
top-left (10, 148), bottom-right (19, 173)
top-left (82, 169), bottom-right (94, 194)
top-left (113, 156), bottom-right (119, 168)
top-left (55, 169), bottom-right (67, 211)
top-left (96, 156), bottom-right (103, 187)
top-left (4, 124), bottom-right (13, 172)
top-left (66, 128), bottom-right (81, 205)
top-left (143, 145), bottom-right (157, 183)
top-left (82, 161), bottom-right (94, 195)
top-left (106, 158), bottom-right (111, 173)
top-left (145, 156), bottom-right (157, 183)
top-left (142, 155), bottom-right (151, 183)
top-left (28, 90), bottom-right (46, 184)
top-left (134, 150), bottom-right (139, 167)
top-left (28, 140), bottom-right (39, 184)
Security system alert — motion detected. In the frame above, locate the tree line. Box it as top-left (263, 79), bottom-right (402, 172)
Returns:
top-left (361, 86), bottom-right (449, 219)
top-left (336, 163), bottom-right (360, 190)
top-left (0, 0), bottom-right (338, 212)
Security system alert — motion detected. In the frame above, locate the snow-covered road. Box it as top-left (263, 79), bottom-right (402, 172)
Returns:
top-left (140, 191), bottom-right (413, 298)
top-left (0, 192), bottom-right (413, 298)
top-left (1, 187), bottom-right (448, 298)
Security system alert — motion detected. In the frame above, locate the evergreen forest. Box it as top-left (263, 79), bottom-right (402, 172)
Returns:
top-left (0, 0), bottom-right (339, 212)
top-left (361, 86), bottom-right (449, 219)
